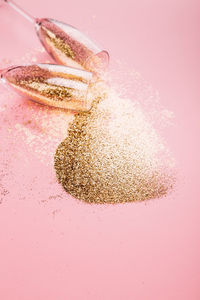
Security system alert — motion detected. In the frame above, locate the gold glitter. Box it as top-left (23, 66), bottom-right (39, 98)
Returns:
top-left (54, 89), bottom-right (175, 204)
top-left (18, 80), bottom-right (73, 101)
top-left (41, 27), bottom-right (75, 60)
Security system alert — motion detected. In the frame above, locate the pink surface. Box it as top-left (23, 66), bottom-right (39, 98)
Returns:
top-left (0, 0), bottom-right (199, 299)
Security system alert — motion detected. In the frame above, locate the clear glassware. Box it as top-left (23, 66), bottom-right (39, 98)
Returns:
top-left (0, 0), bottom-right (109, 74)
top-left (0, 63), bottom-right (95, 111)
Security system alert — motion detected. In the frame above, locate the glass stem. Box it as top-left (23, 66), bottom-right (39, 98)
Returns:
top-left (3, 0), bottom-right (35, 23)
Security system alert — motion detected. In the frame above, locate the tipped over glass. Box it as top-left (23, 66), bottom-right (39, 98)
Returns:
top-left (0, 63), bottom-right (95, 111)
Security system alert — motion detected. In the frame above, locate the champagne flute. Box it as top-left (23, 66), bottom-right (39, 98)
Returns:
top-left (0, 63), bottom-right (96, 111)
top-left (0, 0), bottom-right (109, 74)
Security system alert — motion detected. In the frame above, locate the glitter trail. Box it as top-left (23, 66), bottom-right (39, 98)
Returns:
top-left (54, 88), bottom-right (175, 204)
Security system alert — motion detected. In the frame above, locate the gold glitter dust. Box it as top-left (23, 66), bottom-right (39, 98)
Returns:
top-left (54, 89), bottom-right (175, 204)
top-left (45, 31), bottom-right (75, 60)
top-left (18, 80), bottom-right (73, 101)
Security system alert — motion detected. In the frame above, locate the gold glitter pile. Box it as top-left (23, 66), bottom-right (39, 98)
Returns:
top-left (1, 50), bottom-right (175, 204)
top-left (54, 87), bottom-right (175, 204)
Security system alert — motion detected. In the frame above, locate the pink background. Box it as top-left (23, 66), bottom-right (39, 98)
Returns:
top-left (0, 0), bottom-right (199, 299)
